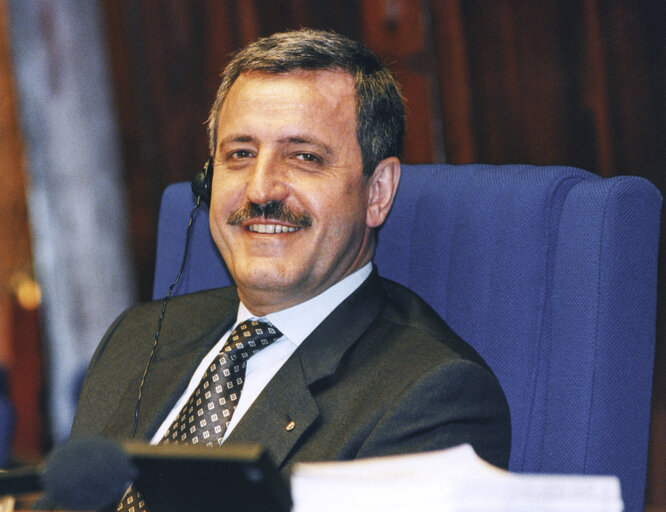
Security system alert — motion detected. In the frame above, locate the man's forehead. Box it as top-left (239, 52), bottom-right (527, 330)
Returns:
top-left (217, 68), bottom-right (358, 129)
top-left (213, 67), bottom-right (362, 162)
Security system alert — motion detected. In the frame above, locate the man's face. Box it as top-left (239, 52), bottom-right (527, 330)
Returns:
top-left (209, 69), bottom-right (386, 315)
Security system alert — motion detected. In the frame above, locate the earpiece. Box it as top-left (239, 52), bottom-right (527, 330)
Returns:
top-left (191, 157), bottom-right (214, 205)
top-left (131, 161), bottom-right (208, 440)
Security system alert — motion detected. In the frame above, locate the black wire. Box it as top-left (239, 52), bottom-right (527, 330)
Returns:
top-left (129, 196), bottom-right (202, 440)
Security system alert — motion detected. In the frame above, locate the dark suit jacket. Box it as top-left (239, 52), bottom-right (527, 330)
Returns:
top-left (70, 268), bottom-right (510, 474)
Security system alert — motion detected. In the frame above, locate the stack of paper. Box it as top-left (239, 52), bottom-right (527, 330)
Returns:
top-left (290, 444), bottom-right (622, 512)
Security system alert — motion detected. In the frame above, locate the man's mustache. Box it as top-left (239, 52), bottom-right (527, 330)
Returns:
top-left (227, 201), bottom-right (312, 228)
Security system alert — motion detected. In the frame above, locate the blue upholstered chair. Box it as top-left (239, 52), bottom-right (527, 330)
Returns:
top-left (153, 164), bottom-right (662, 512)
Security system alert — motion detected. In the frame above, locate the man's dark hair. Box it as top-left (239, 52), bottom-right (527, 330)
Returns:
top-left (207, 28), bottom-right (405, 177)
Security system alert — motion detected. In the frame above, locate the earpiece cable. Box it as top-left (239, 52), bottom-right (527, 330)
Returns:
top-left (129, 195), bottom-right (202, 440)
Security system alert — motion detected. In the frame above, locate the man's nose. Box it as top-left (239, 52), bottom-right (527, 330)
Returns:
top-left (245, 154), bottom-right (289, 205)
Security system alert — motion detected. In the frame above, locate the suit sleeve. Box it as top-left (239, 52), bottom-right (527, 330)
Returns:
top-left (355, 359), bottom-right (511, 468)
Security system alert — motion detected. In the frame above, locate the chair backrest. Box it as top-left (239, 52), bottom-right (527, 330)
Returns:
top-left (153, 164), bottom-right (662, 512)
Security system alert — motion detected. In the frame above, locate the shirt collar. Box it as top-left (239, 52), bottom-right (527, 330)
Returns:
top-left (236, 262), bottom-right (372, 347)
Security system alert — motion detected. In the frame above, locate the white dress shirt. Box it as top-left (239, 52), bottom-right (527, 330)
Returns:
top-left (151, 262), bottom-right (372, 443)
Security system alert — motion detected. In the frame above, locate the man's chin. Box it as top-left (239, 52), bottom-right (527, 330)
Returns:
top-left (233, 266), bottom-right (302, 294)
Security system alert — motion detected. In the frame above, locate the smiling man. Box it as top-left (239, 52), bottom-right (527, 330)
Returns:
top-left (66, 29), bottom-right (510, 510)
top-left (210, 68), bottom-right (396, 315)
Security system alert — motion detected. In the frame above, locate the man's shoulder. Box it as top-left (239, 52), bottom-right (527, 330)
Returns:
top-left (102, 286), bottom-right (239, 350)
top-left (377, 276), bottom-right (488, 369)
top-left (125, 286), bottom-right (238, 318)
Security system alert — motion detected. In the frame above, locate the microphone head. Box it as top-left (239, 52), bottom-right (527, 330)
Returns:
top-left (42, 437), bottom-right (137, 510)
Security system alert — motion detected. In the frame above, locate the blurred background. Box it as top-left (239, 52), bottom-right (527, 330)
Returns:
top-left (0, 0), bottom-right (663, 509)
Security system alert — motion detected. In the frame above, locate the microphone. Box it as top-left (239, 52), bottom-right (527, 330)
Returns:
top-left (0, 437), bottom-right (135, 510)
top-left (42, 437), bottom-right (136, 510)
top-left (0, 437), bottom-right (290, 512)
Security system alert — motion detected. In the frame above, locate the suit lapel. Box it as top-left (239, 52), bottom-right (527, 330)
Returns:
top-left (226, 269), bottom-right (387, 468)
top-left (101, 291), bottom-right (239, 441)
top-left (137, 321), bottom-right (231, 439)
top-left (224, 353), bottom-right (319, 467)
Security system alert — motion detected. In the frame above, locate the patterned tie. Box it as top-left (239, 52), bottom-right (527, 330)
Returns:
top-left (118, 319), bottom-right (283, 512)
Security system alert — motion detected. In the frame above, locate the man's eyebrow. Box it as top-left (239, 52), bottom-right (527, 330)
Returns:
top-left (217, 134), bottom-right (335, 156)
top-left (281, 136), bottom-right (334, 155)
top-left (219, 134), bottom-right (255, 146)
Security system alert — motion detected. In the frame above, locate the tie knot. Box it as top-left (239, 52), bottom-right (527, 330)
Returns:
top-left (224, 319), bottom-right (282, 360)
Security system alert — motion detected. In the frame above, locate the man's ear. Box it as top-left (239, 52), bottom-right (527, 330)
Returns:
top-left (366, 157), bottom-right (401, 228)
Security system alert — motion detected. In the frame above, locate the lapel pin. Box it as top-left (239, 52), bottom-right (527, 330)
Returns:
top-left (285, 420), bottom-right (296, 431)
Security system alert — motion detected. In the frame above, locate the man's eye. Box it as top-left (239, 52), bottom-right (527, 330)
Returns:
top-left (229, 150), bottom-right (253, 159)
top-left (295, 153), bottom-right (321, 163)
